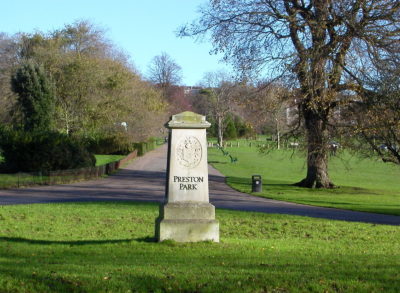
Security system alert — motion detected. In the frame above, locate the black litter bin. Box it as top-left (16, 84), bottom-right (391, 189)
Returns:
top-left (252, 175), bottom-right (262, 192)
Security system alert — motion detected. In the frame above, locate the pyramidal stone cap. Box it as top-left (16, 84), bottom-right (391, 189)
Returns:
top-left (167, 111), bottom-right (211, 129)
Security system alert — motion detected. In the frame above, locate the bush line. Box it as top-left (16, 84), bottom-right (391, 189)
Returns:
top-left (0, 139), bottom-right (162, 189)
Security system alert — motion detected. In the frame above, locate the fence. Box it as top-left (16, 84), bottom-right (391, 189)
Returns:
top-left (0, 149), bottom-right (138, 189)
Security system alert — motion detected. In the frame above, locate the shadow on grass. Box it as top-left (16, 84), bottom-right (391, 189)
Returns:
top-left (226, 176), bottom-right (297, 193)
top-left (226, 176), bottom-right (380, 196)
top-left (208, 160), bottom-right (227, 164)
top-left (224, 176), bottom-right (400, 217)
top-left (0, 236), bottom-right (157, 245)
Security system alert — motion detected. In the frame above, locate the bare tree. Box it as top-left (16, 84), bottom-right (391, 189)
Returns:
top-left (180, 0), bottom-right (400, 188)
top-left (242, 83), bottom-right (293, 149)
top-left (201, 71), bottom-right (237, 146)
top-left (148, 52), bottom-right (182, 90)
top-left (349, 51), bottom-right (400, 164)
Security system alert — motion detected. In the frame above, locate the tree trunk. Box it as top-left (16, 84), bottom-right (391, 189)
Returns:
top-left (295, 110), bottom-right (335, 188)
top-left (65, 111), bottom-right (70, 135)
top-left (276, 118), bottom-right (280, 150)
top-left (217, 116), bottom-right (223, 147)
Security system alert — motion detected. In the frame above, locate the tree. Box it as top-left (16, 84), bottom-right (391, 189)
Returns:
top-left (180, 0), bottom-right (400, 188)
top-left (11, 60), bottom-right (55, 132)
top-left (6, 21), bottom-right (168, 140)
top-left (147, 52), bottom-right (182, 90)
top-left (349, 52), bottom-right (400, 164)
top-left (240, 82), bottom-right (293, 149)
top-left (55, 20), bottom-right (111, 58)
top-left (0, 33), bottom-right (18, 123)
top-left (190, 87), bottom-right (211, 116)
top-left (200, 71), bottom-right (237, 146)
top-left (224, 114), bottom-right (237, 140)
top-left (147, 52), bottom-right (185, 115)
top-left (165, 85), bottom-right (193, 113)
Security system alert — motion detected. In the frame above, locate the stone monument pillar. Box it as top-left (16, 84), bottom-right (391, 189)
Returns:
top-left (156, 111), bottom-right (219, 242)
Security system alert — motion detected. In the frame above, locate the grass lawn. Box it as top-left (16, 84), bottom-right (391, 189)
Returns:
top-left (94, 154), bottom-right (125, 166)
top-left (208, 142), bottom-right (400, 216)
top-left (0, 202), bottom-right (399, 292)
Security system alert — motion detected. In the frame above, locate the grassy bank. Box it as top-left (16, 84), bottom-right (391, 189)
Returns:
top-left (94, 154), bottom-right (125, 166)
top-left (208, 142), bottom-right (400, 216)
top-left (0, 202), bottom-right (399, 292)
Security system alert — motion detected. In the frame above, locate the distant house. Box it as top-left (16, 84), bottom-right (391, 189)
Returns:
top-left (285, 98), bottom-right (299, 126)
top-left (183, 86), bottom-right (202, 97)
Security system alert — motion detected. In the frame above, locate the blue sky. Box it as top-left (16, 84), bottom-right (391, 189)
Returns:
top-left (0, 0), bottom-right (231, 85)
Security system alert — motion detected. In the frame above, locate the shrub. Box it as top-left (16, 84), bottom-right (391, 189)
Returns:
top-left (0, 129), bottom-right (95, 172)
top-left (134, 139), bottom-right (157, 156)
top-left (85, 132), bottom-right (134, 155)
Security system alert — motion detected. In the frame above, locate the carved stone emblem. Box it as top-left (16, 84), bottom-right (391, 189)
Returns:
top-left (176, 136), bottom-right (202, 168)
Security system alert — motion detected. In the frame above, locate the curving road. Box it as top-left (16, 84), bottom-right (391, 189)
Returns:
top-left (0, 145), bottom-right (399, 226)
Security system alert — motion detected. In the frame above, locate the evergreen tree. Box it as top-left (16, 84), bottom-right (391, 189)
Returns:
top-left (11, 60), bottom-right (55, 132)
top-left (206, 115), bottom-right (218, 138)
top-left (224, 115), bottom-right (237, 140)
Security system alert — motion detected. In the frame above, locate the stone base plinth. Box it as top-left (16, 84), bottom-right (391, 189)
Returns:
top-left (156, 219), bottom-right (219, 242)
top-left (155, 202), bottom-right (219, 242)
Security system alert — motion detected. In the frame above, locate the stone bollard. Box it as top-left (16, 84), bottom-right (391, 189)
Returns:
top-left (155, 111), bottom-right (219, 242)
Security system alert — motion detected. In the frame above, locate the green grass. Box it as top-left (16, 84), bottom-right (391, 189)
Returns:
top-left (208, 142), bottom-right (400, 216)
top-left (94, 154), bottom-right (125, 166)
top-left (0, 202), bottom-right (399, 292)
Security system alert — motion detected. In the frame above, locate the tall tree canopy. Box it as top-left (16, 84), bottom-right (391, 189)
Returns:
top-left (0, 21), bottom-right (167, 141)
top-left (147, 52), bottom-right (188, 114)
top-left (11, 61), bottom-right (55, 132)
top-left (0, 33), bottom-right (19, 123)
top-left (180, 0), bottom-right (400, 188)
top-left (147, 52), bottom-right (182, 90)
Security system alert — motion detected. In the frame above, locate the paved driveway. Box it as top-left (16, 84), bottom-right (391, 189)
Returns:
top-left (0, 145), bottom-right (399, 225)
